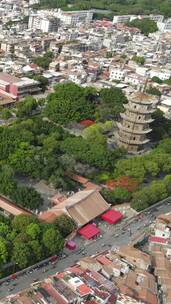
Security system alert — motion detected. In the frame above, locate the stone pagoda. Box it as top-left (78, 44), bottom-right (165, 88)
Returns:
top-left (116, 92), bottom-right (157, 154)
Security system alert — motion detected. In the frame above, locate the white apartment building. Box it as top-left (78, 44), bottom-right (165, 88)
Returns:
top-left (164, 19), bottom-right (171, 32)
top-left (149, 14), bottom-right (164, 23)
top-left (41, 17), bottom-right (59, 33)
top-left (113, 15), bottom-right (133, 24)
top-left (109, 67), bottom-right (126, 81)
top-left (124, 73), bottom-right (145, 86)
top-left (136, 66), bottom-right (149, 77)
top-left (158, 98), bottom-right (171, 113)
top-left (58, 9), bottom-right (93, 26)
top-left (113, 14), bottom-right (164, 25)
top-left (29, 0), bottom-right (39, 5)
top-left (28, 13), bottom-right (41, 30)
top-left (155, 226), bottom-right (170, 239)
top-left (150, 69), bottom-right (171, 81)
top-left (157, 18), bottom-right (171, 32)
top-left (28, 14), bottom-right (59, 33)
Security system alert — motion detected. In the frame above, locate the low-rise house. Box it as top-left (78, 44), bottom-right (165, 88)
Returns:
top-left (116, 245), bottom-right (151, 271)
top-left (0, 72), bottom-right (41, 99)
top-left (124, 73), bottom-right (145, 87)
top-left (79, 257), bottom-right (102, 272)
top-left (149, 236), bottom-right (169, 248)
top-left (109, 67), bottom-right (126, 82)
top-left (153, 214), bottom-right (171, 239)
top-left (116, 294), bottom-right (145, 304)
top-left (158, 98), bottom-right (171, 114)
top-left (149, 68), bottom-right (171, 81)
top-left (154, 221), bottom-right (171, 239)
top-left (151, 249), bottom-right (171, 304)
top-left (114, 268), bottom-right (157, 304)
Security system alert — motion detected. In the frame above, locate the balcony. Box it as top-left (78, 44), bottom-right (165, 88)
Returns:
top-left (18, 87), bottom-right (41, 97)
top-left (124, 104), bottom-right (155, 114)
top-left (116, 133), bottom-right (150, 145)
top-left (116, 122), bottom-right (152, 135)
top-left (120, 113), bottom-right (154, 124)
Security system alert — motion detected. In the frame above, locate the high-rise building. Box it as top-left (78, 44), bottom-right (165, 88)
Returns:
top-left (28, 14), bottom-right (60, 33)
top-left (116, 92), bottom-right (157, 154)
top-left (28, 14), bottom-right (41, 30)
top-left (40, 17), bottom-right (60, 33)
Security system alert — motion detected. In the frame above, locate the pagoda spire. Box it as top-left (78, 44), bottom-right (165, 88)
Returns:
top-left (116, 92), bottom-right (157, 154)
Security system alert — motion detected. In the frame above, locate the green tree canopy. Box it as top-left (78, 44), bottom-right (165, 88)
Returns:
top-left (146, 86), bottom-right (161, 96)
top-left (101, 187), bottom-right (132, 204)
top-left (127, 18), bottom-right (158, 35)
top-left (12, 240), bottom-right (32, 269)
top-left (0, 165), bottom-right (16, 196)
top-left (132, 55), bottom-right (145, 65)
top-left (97, 87), bottom-right (128, 120)
top-left (163, 175), bottom-right (171, 193)
top-left (33, 51), bottom-right (54, 70)
top-left (43, 227), bottom-right (64, 254)
top-left (37, 0), bottom-right (171, 18)
top-left (114, 139), bottom-right (171, 183)
top-left (83, 123), bottom-right (107, 145)
top-left (0, 108), bottom-right (12, 120)
top-left (9, 142), bottom-right (36, 174)
top-left (152, 76), bottom-right (163, 84)
top-left (60, 136), bottom-right (124, 170)
top-left (26, 223), bottom-right (41, 240)
top-left (0, 223), bottom-right (9, 238)
top-left (29, 240), bottom-right (43, 261)
top-left (150, 109), bottom-right (171, 141)
top-left (12, 215), bottom-right (38, 232)
top-left (16, 97), bottom-right (38, 118)
top-left (0, 237), bottom-right (8, 266)
top-left (44, 82), bottom-right (96, 124)
top-left (32, 75), bottom-right (48, 92)
top-left (164, 77), bottom-right (171, 86)
top-left (131, 179), bottom-right (168, 211)
top-left (11, 187), bottom-right (43, 211)
top-left (55, 215), bottom-right (76, 237)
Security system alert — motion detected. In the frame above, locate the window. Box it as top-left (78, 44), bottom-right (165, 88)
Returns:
top-left (138, 116), bottom-right (141, 120)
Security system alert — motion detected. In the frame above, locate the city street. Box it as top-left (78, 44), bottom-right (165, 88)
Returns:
top-left (1, 199), bottom-right (171, 299)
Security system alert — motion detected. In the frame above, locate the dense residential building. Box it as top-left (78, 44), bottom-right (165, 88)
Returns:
top-left (109, 67), bottom-right (126, 81)
top-left (1, 244), bottom-right (159, 304)
top-left (0, 72), bottom-right (41, 99)
top-left (28, 9), bottom-right (93, 30)
top-left (147, 213), bottom-right (171, 304)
